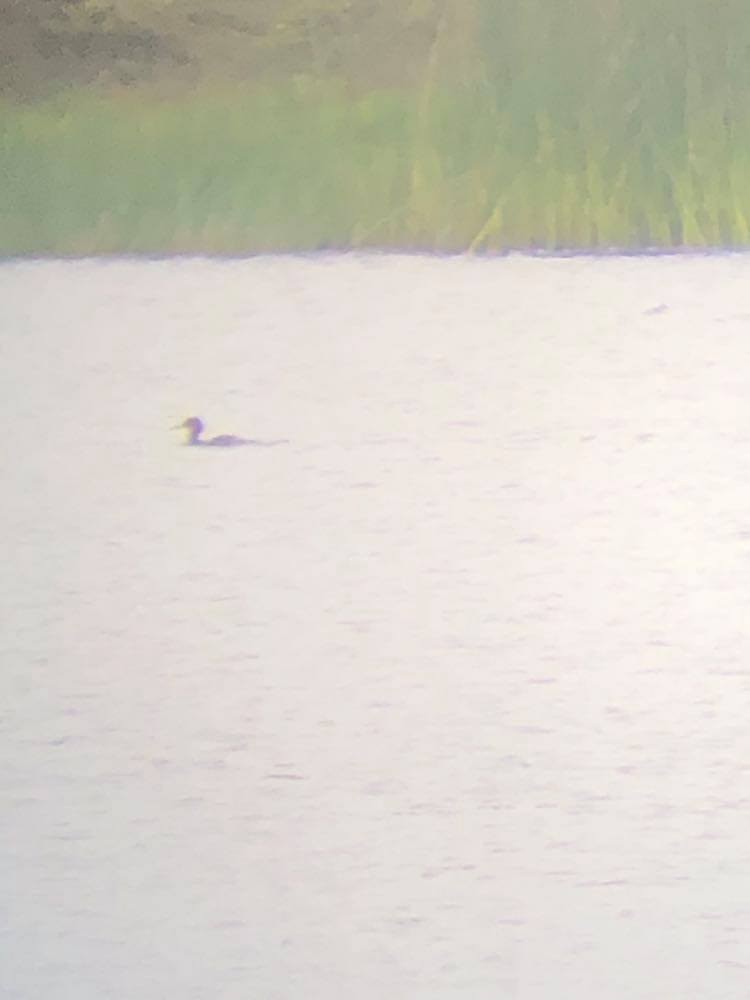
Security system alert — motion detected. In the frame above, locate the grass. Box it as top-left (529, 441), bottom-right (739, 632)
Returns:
top-left (0, 83), bottom-right (413, 255)
top-left (0, 52), bottom-right (750, 255)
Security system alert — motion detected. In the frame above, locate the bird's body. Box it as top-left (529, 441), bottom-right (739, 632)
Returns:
top-left (174, 417), bottom-right (250, 447)
top-left (173, 416), bottom-right (287, 448)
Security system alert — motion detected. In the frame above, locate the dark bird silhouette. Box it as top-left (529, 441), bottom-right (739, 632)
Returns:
top-left (173, 416), bottom-right (286, 448)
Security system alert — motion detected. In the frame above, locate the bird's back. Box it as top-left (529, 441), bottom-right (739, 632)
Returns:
top-left (206, 433), bottom-right (249, 447)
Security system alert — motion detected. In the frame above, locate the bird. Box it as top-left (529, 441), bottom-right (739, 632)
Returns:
top-left (172, 416), bottom-right (287, 448)
top-left (173, 416), bottom-right (252, 447)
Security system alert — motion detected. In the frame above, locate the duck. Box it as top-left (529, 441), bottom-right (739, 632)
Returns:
top-left (173, 416), bottom-right (251, 447)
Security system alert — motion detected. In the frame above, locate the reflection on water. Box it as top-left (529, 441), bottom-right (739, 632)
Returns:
top-left (3, 253), bottom-right (750, 999)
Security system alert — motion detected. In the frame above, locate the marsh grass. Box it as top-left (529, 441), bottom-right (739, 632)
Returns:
top-left (4, 0), bottom-right (750, 256)
top-left (1, 84), bottom-right (416, 255)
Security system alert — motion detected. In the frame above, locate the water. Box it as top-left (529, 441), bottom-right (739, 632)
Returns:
top-left (2, 252), bottom-right (750, 999)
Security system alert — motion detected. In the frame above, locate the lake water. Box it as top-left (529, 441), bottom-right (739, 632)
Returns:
top-left (2, 252), bottom-right (750, 999)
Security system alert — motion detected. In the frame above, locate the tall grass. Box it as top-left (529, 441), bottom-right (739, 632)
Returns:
top-left (3, 0), bottom-right (750, 254)
top-left (0, 84), bottom-right (415, 255)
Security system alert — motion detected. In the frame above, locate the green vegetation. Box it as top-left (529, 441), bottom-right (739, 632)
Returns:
top-left (2, 0), bottom-right (750, 255)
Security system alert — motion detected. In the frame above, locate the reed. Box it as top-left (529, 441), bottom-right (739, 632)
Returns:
top-left (3, 0), bottom-right (750, 255)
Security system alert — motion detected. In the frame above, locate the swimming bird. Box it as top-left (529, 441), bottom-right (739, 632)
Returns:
top-left (173, 416), bottom-right (251, 447)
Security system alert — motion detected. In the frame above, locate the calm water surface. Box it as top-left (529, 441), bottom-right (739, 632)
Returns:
top-left (3, 253), bottom-right (750, 999)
